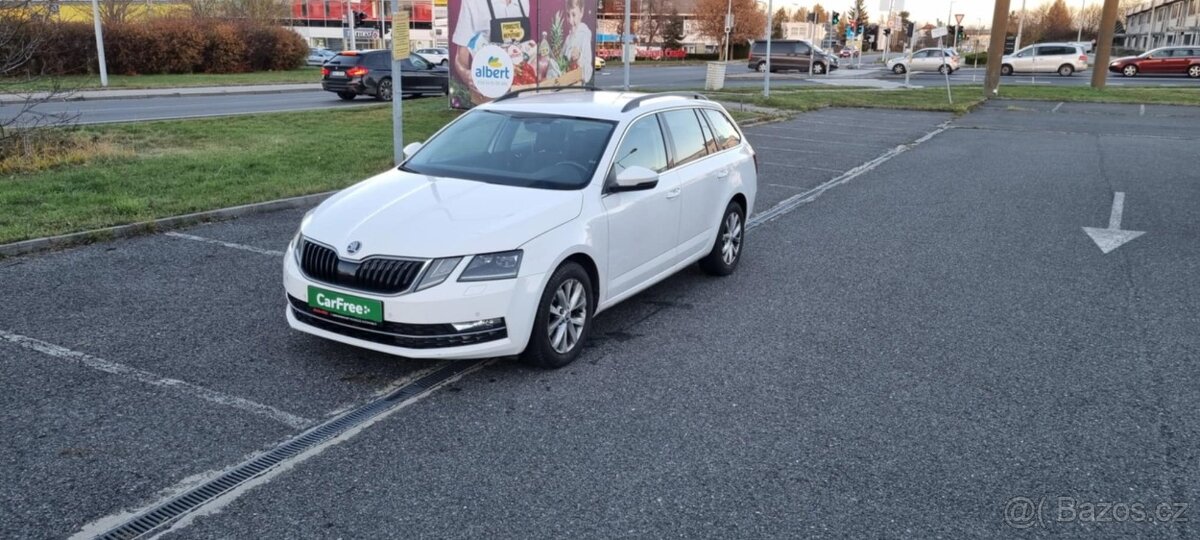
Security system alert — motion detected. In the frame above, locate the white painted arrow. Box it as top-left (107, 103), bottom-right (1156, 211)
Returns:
top-left (1083, 192), bottom-right (1145, 254)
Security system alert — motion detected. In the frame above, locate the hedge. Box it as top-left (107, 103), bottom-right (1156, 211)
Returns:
top-left (18, 19), bottom-right (306, 76)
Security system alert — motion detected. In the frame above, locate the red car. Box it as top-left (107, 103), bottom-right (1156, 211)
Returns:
top-left (1108, 46), bottom-right (1200, 78)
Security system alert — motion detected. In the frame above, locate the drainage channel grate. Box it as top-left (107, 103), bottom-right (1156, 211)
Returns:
top-left (94, 360), bottom-right (486, 540)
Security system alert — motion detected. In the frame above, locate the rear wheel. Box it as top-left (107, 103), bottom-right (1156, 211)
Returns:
top-left (1058, 64), bottom-right (1074, 77)
top-left (336, 91), bottom-right (356, 101)
top-left (756, 61), bottom-right (766, 73)
top-left (1122, 64), bottom-right (1138, 77)
top-left (938, 64), bottom-right (951, 75)
top-left (1000, 64), bottom-right (1013, 76)
top-left (376, 77), bottom-right (394, 101)
top-left (812, 62), bottom-right (826, 75)
top-left (1188, 64), bottom-right (1200, 78)
top-left (521, 262), bottom-right (593, 369)
top-left (892, 64), bottom-right (907, 74)
top-left (699, 201), bottom-right (745, 276)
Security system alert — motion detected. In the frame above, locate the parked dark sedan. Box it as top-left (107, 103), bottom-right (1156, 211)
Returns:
top-left (321, 50), bottom-right (449, 101)
top-left (1108, 47), bottom-right (1200, 78)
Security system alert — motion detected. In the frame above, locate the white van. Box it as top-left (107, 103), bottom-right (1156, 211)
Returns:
top-left (1001, 43), bottom-right (1090, 76)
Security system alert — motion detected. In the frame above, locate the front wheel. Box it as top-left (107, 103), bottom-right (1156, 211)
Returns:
top-left (756, 61), bottom-right (766, 73)
top-left (699, 201), bottom-right (745, 276)
top-left (892, 64), bottom-right (907, 74)
top-left (1000, 64), bottom-right (1013, 76)
top-left (376, 77), bottom-right (394, 101)
top-left (1123, 64), bottom-right (1138, 77)
top-left (1058, 64), bottom-right (1075, 77)
top-left (521, 262), bottom-right (593, 369)
top-left (440, 59), bottom-right (448, 66)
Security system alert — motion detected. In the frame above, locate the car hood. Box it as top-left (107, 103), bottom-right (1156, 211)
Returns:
top-left (1111, 55), bottom-right (1139, 63)
top-left (302, 169), bottom-right (583, 259)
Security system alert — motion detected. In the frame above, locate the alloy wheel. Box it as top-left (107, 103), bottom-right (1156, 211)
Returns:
top-left (1189, 65), bottom-right (1200, 78)
top-left (548, 278), bottom-right (587, 354)
top-left (1123, 65), bottom-right (1137, 77)
top-left (721, 211), bottom-right (743, 266)
top-left (379, 79), bottom-right (393, 101)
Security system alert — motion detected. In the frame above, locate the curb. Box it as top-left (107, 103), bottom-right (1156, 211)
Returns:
top-left (0, 84), bottom-right (322, 104)
top-left (0, 191), bottom-right (336, 259)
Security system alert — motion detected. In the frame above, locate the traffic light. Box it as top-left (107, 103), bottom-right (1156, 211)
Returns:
top-left (807, 12), bottom-right (816, 23)
top-left (354, 10), bottom-right (367, 27)
top-left (904, 21), bottom-right (915, 37)
top-left (883, 28), bottom-right (891, 37)
top-left (831, 11), bottom-right (839, 25)
top-left (855, 19), bottom-right (864, 36)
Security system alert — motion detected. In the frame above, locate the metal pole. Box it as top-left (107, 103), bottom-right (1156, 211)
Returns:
top-left (808, 21), bottom-right (814, 76)
top-left (1015, 0), bottom-right (1027, 51)
top-left (984, 0), bottom-right (1012, 97)
top-left (90, 0), bottom-right (108, 87)
top-left (1077, 0), bottom-right (1085, 42)
top-left (349, 0), bottom-right (357, 50)
top-left (940, 36), bottom-right (951, 103)
top-left (390, 0), bottom-right (403, 164)
top-left (763, 0), bottom-right (772, 98)
top-left (623, 0), bottom-right (631, 90)
top-left (1091, 0), bottom-right (1120, 88)
top-left (724, 0), bottom-right (733, 62)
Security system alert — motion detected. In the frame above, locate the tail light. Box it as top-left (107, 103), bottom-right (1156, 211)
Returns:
top-left (321, 67), bottom-right (330, 76)
top-left (1079, 55), bottom-right (1088, 63)
top-left (346, 66), bottom-right (368, 77)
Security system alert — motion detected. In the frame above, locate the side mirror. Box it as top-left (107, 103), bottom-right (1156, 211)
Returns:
top-left (612, 166), bottom-right (658, 192)
top-left (402, 142), bottom-right (423, 160)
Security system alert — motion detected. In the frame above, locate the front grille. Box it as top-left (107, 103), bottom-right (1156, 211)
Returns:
top-left (299, 239), bottom-right (425, 295)
top-left (289, 296), bottom-right (507, 349)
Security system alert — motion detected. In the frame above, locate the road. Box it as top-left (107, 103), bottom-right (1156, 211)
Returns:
top-left (3, 99), bottom-right (1199, 538)
top-left (3, 64), bottom-right (1194, 125)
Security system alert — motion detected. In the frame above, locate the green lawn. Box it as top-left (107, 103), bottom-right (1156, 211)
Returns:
top-left (995, 85), bottom-right (1200, 106)
top-left (0, 100), bottom-right (460, 245)
top-left (1, 68), bottom-right (321, 92)
top-left (706, 86), bottom-right (986, 115)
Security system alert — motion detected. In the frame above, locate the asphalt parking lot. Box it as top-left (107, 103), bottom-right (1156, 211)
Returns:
top-left (3, 98), bottom-right (1198, 539)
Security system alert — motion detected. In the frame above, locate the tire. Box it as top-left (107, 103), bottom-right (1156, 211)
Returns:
top-left (1000, 64), bottom-right (1013, 76)
top-left (892, 64), bottom-right (906, 74)
top-left (336, 91), bottom-right (356, 101)
top-left (938, 64), bottom-right (950, 75)
top-left (1123, 64), bottom-right (1138, 77)
top-left (756, 61), bottom-right (766, 73)
top-left (699, 200), bottom-right (745, 277)
top-left (1058, 64), bottom-right (1074, 77)
top-left (376, 77), bottom-right (394, 101)
top-left (1188, 64), bottom-right (1200, 78)
top-left (520, 262), bottom-right (593, 369)
top-left (812, 62), bottom-right (826, 75)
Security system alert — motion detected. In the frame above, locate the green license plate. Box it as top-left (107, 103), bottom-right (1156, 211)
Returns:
top-left (307, 286), bottom-right (383, 323)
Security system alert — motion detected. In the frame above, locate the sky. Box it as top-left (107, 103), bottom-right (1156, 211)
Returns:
top-left (782, 0), bottom-right (1097, 26)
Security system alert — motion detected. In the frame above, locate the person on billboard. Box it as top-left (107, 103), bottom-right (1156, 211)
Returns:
top-left (452, 0), bottom-right (532, 95)
top-left (564, 0), bottom-right (592, 84)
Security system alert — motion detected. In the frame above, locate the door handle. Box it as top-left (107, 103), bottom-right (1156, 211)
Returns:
top-left (666, 187), bottom-right (681, 199)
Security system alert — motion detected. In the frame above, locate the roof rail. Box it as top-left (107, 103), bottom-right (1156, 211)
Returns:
top-left (620, 91), bottom-right (708, 113)
top-left (493, 85), bottom-right (598, 102)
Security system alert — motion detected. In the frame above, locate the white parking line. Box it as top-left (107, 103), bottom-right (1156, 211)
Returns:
top-left (165, 232), bottom-right (284, 257)
top-left (1140, 104), bottom-right (1146, 116)
top-left (761, 161), bottom-right (845, 174)
top-left (749, 120), bottom-right (952, 229)
top-left (0, 330), bottom-right (312, 429)
top-left (1051, 102), bottom-right (1064, 113)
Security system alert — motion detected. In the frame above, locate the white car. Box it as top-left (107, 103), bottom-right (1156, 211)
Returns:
top-left (284, 90), bottom-right (758, 368)
top-left (887, 48), bottom-right (959, 74)
top-left (414, 47), bottom-right (449, 65)
top-left (1001, 43), bottom-right (1089, 76)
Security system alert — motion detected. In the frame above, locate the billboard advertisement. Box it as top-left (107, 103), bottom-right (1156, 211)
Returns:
top-left (447, 0), bottom-right (597, 108)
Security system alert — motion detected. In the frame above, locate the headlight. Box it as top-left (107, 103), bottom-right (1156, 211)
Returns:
top-left (289, 209), bottom-right (316, 263)
top-left (458, 250), bottom-right (522, 282)
top-left (414, 257), bottom-right (463, 291)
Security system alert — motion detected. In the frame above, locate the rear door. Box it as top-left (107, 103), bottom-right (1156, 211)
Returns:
top-left (794, 42), bottom-right (812, 71)
top-left (1160, 48), bottom-right (1190, 74)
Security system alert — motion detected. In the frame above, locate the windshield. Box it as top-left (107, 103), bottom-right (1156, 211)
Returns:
top-left (403, 110), bottom-right (616, 190)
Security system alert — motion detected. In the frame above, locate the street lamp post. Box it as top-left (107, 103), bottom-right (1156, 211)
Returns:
top-left (1015, 0), bottom-right (1027, 51)
top-left (90, 0), bottom-right (108, 87)
top-left (1077, 0), bottom-right (1086, 42)
top-left (623, 0), bottom-right (631, 90)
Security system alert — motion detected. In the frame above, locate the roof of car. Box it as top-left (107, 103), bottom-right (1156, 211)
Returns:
top-left (476, 90), bottom-right (721, 121)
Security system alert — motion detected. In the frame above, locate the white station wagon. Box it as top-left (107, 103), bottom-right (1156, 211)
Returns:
top-left (284, 90), bottom-right (758, 368)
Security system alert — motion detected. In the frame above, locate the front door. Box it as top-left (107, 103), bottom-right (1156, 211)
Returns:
top-left (602, 115), bottom-right (681, 300)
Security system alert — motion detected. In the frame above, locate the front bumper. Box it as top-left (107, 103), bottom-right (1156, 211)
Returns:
top-left (283, 248), bottom-right (544, 359)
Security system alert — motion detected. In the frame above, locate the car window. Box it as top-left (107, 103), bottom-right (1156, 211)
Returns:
top-left (610, 115), bottom-right (669, 182)
top-left (367, 53), bottom-right (390, 69)
top-left (408, 54), bottom-right (431, 69)
top-left (659, 109), bottom-right (709, 168)
top-left (404, 111), bottom-right (616, 190)
top-left (702, 109), bottom-right (742, 151)
top-left (326, 54), bottom-right (364, 67)
top-left (696, 110), bottom-right (718, 154)
top-left (796, 43), bottom-right (811, 55)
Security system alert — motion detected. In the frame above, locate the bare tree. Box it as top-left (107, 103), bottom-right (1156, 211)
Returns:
top-left (695, 0), bottom-right (766, 60)
top-left (98, 0), bottom-right (138, 24)
top-left (0, 0), bottom-right (79, 164)
top-left (639, 0), bottom-right (674, 46)
top-left (224, 0), bottom-right (289, 22)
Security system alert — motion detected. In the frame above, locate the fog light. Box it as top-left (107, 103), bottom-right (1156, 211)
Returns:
top-left (451, 318), bottom-right (504, 332)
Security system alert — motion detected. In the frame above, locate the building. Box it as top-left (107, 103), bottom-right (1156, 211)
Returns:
top-left (286, 0), bottom-right (444, 51)
top-left (597, 0), bottom-right (717, 54)
top-left (1123, 0), bottom-right (1200, 50)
